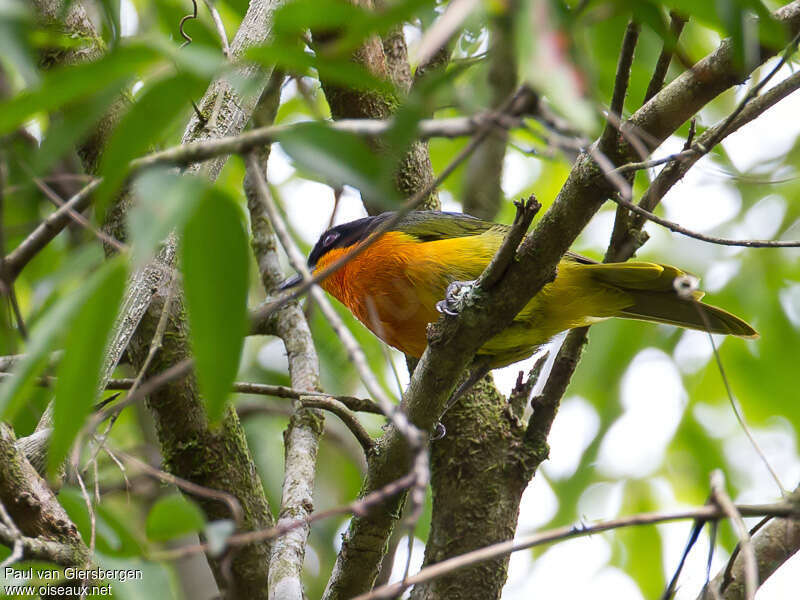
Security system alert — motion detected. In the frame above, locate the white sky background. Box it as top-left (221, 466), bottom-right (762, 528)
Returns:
top-left (116, 2), bottom-right (800, 597)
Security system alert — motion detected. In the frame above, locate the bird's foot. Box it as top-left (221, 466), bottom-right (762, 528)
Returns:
top-left (436, 280), bottom-right (476, 316)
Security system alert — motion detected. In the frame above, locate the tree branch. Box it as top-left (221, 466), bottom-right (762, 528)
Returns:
top-left (130, 112), bottom-right (520, 174)
top-left (0, 424), bottom-right (89, 568)
top-left (360, 501), bottom-right (800, 600)
top-left (93, 1), bottom-right (287, 596)
top-left (243, 75), bottom-right (325, 599)
top-left (701, 489), bottom-right (800, 600)
top-left (340, 4), bottom-right (800, 597)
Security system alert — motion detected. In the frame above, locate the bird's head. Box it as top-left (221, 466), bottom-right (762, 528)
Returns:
top-left (279, 214), bottom-right (386, 290)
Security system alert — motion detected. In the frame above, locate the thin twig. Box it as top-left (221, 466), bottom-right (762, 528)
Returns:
top-left (83, 275), bottom-right (177, 466)
top-left (721, 515), bottom-right (773, 591)
top-left (25, 170), bottom-right (125, 254)
top-left (643, 13), bottom-right (687, 104)
top-left (130, 110), bottom-right (526, 174)
top-left (675, 277), bottom-right (785, 494)
top-left (607, 193), bottom-right (800, 247)
top-left (90, 358), bottom-right (194, 427)
top-left (151, 472), bottom-right (417, 561)
top-left (300, 395), bottom-right (374, 453)
top-left (637, 61), bottom-right (800, 222)
top-left (704, 31), bottom-right (800, 153)
top-left (112, 447), bottom-right (243, 524)
top-left (73, 469), bottom-right (96, 558)
top-left (709, 471), bottom-right (758, 600)
top-left (0, 500), bottom-right (24, 569)
top-left (4, 179), bottom-right (101, 280)
top-left (202, 0), bottom-right (231, 59)
top-left (599, 21), bottom-right (640, 149)
top-left (0, 371), bottom-right (383, 414)
top-left (477, 195), bottom-right (541, 290)
top-left (354, 502), bottom-right (800, 600)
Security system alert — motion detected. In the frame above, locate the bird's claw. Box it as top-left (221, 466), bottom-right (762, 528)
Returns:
top-left (435, 280), bottom-right (476, 316)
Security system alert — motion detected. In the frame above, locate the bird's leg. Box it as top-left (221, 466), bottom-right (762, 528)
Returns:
top-left (435, 280), bottom-right (476, 316)
top-left (432, 359), bottom-right (492, 440)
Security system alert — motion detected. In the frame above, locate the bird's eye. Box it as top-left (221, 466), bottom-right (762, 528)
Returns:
top-left (323, 232), bottom-right (339, 247)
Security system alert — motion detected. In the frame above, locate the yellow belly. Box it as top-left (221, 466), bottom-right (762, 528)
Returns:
top-left (315, 231), bottom-right (630, 368)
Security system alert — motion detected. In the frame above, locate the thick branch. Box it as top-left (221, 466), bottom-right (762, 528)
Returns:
top-left (0, 424), bottom-right (89, 567)
top-left (244, 79), bottom-right (325, 598)
top-left (131, 113), bottom-right (507, 178)
top-left (98, 1), bottom-right (285, 597)
top-left (404, 0), bottom-right (800, 446)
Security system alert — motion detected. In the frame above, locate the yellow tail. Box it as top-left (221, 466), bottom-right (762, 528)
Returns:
top-left (585, 262), bottom-right (758, 338)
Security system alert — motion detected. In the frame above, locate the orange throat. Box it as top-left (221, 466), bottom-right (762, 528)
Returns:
top-left (312, 232), bottom-right (437, 358)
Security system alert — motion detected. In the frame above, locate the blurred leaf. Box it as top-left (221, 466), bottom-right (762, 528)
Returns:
top-left (145, 494), bottom-right (206, 542)
top-left (663, 0), bottom-right (784, 54)
top-left (276, 121), bottom-right (399, 207)
top-left (128, 169), bottom-right (206, 265)
top-left (98, 0), bottom-right (122, 45)
top-left (515, 0), bottom-right (596, 133)
top-left (272, 0), bottom-right (434, 54)
top-left (0, 258), bottom-right (118, 422)
top-left (59, 487), bottom-right (144, 557)
top-left (95, 71), bottom-right (209, 218)
top-left (95, 555), bottom-right (182, 600)
top-left (49, 257), bottom-right (127, 476)
top-left (181, 189), bottom-right (249, 422)
top-left (0, 0), bottom-right (37, 85)
top-left (205, 519), bottom-right (236, 557)
top-left (248, 41), bottom-right (395, 94)
top-left (143, 36), bottom-right (227, 79)
top-left (0, 44), bottom-right (159, 136)
top-left (273, 0), bottom-right (365, 37)
top-left (34, 86), bottom-right (121, 174)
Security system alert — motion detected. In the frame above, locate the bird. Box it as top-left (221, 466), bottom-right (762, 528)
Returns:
top-left (281, 210), bottom-right (757, 371)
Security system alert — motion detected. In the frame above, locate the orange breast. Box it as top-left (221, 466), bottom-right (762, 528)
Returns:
top-left (313, 232), bottom-right (441, 358)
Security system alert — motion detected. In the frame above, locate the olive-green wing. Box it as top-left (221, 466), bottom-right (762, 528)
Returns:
top-left (392, 211), bottom-right (509, 242)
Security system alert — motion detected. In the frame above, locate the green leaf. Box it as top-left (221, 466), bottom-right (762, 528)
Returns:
top-left (276, 121), bottom-right (398, 208)
top-left (271, 0), bottom-right (434, 53)
top-left (34, 86), bottom-right (121, 174)
top-left (0, 0), bottom-right (37, 86)
top-left (181, 189), bottom-right (249, 422)
top-left (0, 44), bottom-right (159, 136)
top-left (248, 41), bottom-right (395, 94)
top-left (128, 169), bottom-right (206, 266)
top-left (59, 488), bottom-right (144, 557)
top-left (48, 257), bottom-right (127, 476)
top-left (273, 0), bottom-right (366, 37)
top-left (95, 71), bottom-right (210, 218)
top-left (0, 257), bottom-right (115, 422)
top-left (145, 494), bottom-right (206, 542)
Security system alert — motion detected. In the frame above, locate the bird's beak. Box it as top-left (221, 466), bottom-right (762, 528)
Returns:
top-left (278, 273), bottom-right (303, 291)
